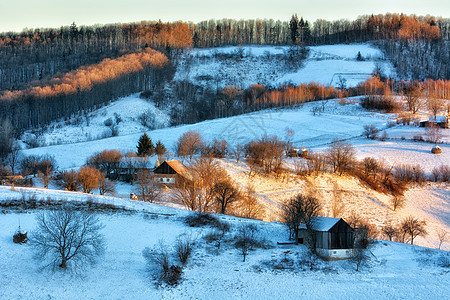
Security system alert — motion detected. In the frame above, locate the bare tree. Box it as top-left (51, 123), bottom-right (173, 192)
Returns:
top-left (32, 207), bottom-right (105, 269)
top-left (213, 178), bottom-right (241, 214)
top-left (7, 141), bottom-right (21, 175)
top-left (327, 139), bottom-right (356, 176)
top-left (403, 86), bottom-right (422, 114)
top-left (232, 144), bottom-right (243, 163)
top-left (363, 125), bottom-right (379, 139)
top-left (134, 170), bottom-right (160, 202)
top-left (362, 157), bottom-right (379, 179)
top-left (351, 245), bottom-right (370, 272)
top-left (401, 216), bottom-right (427, 245)
top-left (282, 194), bottom-right (321, 246)
top-left (426, 97), bottom-right (444, 118)
top-left (54, 170), bottom-right (80, 191)
top-left (437, 229), bottom-right (447, 250)
top-left (382, 223), bottom-right (398, 241)
top-left (234, 224), bottom-right (258, 262)
top-left (176, 130), bottom-right (204, 161)
top-left (425, 123), bottom-right (442, 146)
top-left (390, 196), bottom-right (405, 211)
top-left (98, 177), bottom-right (115, 196)
top-left (77, 165), bottom-right (103, 193)
top-left (0, 119), bottom-right (14, 163)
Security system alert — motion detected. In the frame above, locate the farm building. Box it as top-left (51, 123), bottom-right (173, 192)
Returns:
top-left (419, 115), bottom-right (449, 129)
top-left (299, 217), bottom-right (354, 260)
top-left (153, 160), bottom-right (192, 186)
top-left (116, 156), bottom-right (156, 182)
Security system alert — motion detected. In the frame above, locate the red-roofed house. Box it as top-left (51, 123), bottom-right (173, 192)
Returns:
top-left (153, 160), bottom-right (192, 186)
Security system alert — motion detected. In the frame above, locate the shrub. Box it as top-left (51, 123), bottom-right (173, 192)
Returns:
top-left (175, 234), bottom-right (194, 265)
top-left (361, 95), bottom-right (398, 112)
top-left (363, 125), bottom-right (379, 139)
top-left (185, 213), bottom-right (222, 228)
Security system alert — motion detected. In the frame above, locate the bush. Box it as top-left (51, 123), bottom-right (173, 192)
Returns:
top-left (363, 125), bottom-right (379, 139)
top-left (175, 234), bottom-right (194, 265)
top-left (393, 164), bottom-right (425, 183)
top-left (361, 95), bottom-right (398, 112)
top-left (431, 165), bottom-right (450, 182)
top-left (185, 213), bottom-right (222, 228)
top-left (143, 243), bottom-right (182, 286)
top-left (245, 135), bottom-right (284, 174)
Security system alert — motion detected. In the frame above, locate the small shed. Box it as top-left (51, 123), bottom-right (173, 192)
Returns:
top-left (299, 217), bottom-right (354, 260)
top-left (419, 115), bottom-right (449, 129)
top-left (153, 160), bottom-right (192, 186)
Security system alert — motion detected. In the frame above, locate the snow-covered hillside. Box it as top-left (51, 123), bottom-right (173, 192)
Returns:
top-left (0, 199), bottom-right (448, 299)
top-left (21, 94), bottom-right (170, 147)
top-left (175, 44), bottom-right (396, 89)
top-left (22, 97), bottom-right (449, 172)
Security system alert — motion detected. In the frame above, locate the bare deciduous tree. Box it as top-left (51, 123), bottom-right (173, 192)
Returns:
top-left (426, 97), bottom-right (444, 118)
top-left (55, 170), bottom-right (80, 191)
top-left (401, 216), bottom-right (427, 245)
top-left (135, 170), bottom-right (160, 202)
top-left (327, 139), bottom-right (356, 176)
top-left (213, 178), bottom-right (241, 214)
top-left (234, 224), bottom-right (258, 262)
top-left (32, 207), bottom-right (105, 269)
top-left (390, 196), bottom-right (405, 211)
top-left (98, 177), bottom-right (115, 196)
top-left (403, 86), bottom-right (422, 114)
top-left (77, 165), bottom-right (103, 193)
top-left (382, 223), bottom-right (398, 241)
top-left (282, 194), bottom-right (321, 246)
top-left (437, 229), bottom-right (447, 250)
top-left (176, 130), bottom-right (204, 161)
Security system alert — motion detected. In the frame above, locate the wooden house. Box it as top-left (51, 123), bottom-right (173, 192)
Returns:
top-left (153, 160), bottom-right (192, 186)
top-left (299, 217), bottom-right (354, 260)
top-left (419, 115), bottom-right (449, 129)
top-left (116, 156), bottom-right (155, 182)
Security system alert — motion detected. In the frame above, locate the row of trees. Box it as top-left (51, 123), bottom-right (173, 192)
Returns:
top-left (0, 22), bottom-right (191, 91)
top-left (0, 49), bottom-right (172, 130)
top-left (1, 14), bottom-right (448, 93)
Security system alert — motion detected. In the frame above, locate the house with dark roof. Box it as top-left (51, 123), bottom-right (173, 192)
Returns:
top-left (419, 115), bottom-right (449, 129)
top-left (299, 217), bottom-right (354, 260)
top-left (153, 159), bottom-right (192, 186)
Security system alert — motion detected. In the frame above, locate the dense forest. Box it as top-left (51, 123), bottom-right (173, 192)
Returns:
top-left (0, 13), bottom-right (449, 131)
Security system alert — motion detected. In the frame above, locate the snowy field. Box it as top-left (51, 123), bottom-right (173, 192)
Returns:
top-left (175, 44), bottom-right (395, 88)
top-left (21, 97), bottom-right (449, 173)
top-left (0, 202), bottom-right (449, 300)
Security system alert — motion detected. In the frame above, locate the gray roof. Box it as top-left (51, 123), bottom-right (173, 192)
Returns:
top-left (299, 217), bottom-right (342, 231)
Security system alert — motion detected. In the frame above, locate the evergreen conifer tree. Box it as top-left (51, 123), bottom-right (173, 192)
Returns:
top-left (137, 133), bottom-right (154, 156)
top-left (155, 140), bottom-right (167, 161)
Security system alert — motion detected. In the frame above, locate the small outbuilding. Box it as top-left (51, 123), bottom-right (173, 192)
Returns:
top-left (299, 217), bottom-right (354, 260)
top-left (419, 115), bottom-right (449, 129)
top-left (153, 160), bottom-right (192, 186)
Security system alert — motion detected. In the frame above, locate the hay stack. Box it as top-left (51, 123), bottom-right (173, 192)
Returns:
top-left (431, 146), bottom-right (442, 154)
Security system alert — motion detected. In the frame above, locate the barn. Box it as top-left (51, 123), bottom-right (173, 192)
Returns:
top-left (299, 217), bottom-right (354, 260)
top-left (419, 115), bottom-right (449, 129)
top-left (153, 160), bottom-right (192, 186)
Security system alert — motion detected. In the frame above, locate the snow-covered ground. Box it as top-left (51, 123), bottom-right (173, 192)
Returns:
top-left (175, 44), bottom-right (396, 89)
top-left (21, 97), bottom-right (449, 172)
top-left (21, 94), bottom-right (169, 147)
top-left (0, 201), bottom-right (448, 299)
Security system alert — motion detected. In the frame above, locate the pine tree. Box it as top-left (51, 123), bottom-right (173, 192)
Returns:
top-left (136, 133), bottom-right (154, 156)
top-left (289, 14), bottom-right (299, 45)
top-left (155, 140), bottom-right (167, 161)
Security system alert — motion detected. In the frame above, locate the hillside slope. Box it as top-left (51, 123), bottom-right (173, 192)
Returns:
top-left (0, 199), bottom-right (448, 299)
